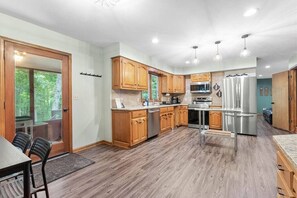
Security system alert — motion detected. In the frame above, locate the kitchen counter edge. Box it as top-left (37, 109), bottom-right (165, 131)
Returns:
top-left (111, 104), bottom-right (188, 111)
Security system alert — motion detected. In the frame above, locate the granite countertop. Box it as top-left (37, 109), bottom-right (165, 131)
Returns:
top-left (111, 104), bottom-right (188, 111)
top-left (273, 134), bottom-right (297, 170)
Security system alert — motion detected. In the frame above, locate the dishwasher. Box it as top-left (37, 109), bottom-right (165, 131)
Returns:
top-left (148, 108), bottom-right (160, 138)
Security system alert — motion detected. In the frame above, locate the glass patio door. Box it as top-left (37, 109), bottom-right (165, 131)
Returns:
top-left (4, 41), bottom-right (71, 156)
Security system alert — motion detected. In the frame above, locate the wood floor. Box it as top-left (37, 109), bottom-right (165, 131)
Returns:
top-left (42, 117), bottom-right (288, 198)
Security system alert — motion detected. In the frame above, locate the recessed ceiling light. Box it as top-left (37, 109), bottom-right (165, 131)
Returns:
top-left (185, 61), bottom-right (190, 64)
top-left (259, 74), bottom-right (263, 77)
top-left (265, 65), bottom-right (271, 69)
top-left (152, 37), bottom-right (159, 44)
top-left (244, 8), bottom-right (259, 17)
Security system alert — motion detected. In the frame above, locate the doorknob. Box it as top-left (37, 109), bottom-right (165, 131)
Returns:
top-left (63, 108), bottom-right (69, 112)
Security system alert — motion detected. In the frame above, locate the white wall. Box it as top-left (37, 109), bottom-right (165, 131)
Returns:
top-left (0, 13), bottom-right (105, 149)
top-left (289, 54), bottom-right (297, 70)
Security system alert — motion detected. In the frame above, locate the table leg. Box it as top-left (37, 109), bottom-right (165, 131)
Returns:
top-left (23, 162), bottom-right (31, 198)
top-left (199, 110), bottom-right (201, 145)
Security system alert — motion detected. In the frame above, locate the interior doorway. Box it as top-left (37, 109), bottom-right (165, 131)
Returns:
top-left (0, 38), bottom-right (72, 156)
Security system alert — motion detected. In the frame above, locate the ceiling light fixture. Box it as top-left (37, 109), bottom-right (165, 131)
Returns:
top-left (240, 34), bottom-right (251, 57)
top-left (152, 37), bottom-right (159, 44)
top-left (244, 8), bottom-right (259, 17)
top-left (213, 41), bottom-right (222, 61)
top-left (94, 0), bottom-right (120, 7)
top-left (185, 60), bottom-right (190, 64)
top-left (265, 65), bottom-right (271, 69)
top-left (192, 46), bottom-right (199, 64)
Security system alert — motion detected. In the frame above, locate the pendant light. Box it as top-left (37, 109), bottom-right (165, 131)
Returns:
top-left (213, 41), bottom-right (222, 61)
top-left (192, 46), bottom-right (199, 64)
top-left (240, 34), bottom-right (251, 57)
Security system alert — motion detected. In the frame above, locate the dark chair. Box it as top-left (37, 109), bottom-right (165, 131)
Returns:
top-left (0, 137), bottom-right (52, 198)
top-left (12, 132), bottom-right (32, 153)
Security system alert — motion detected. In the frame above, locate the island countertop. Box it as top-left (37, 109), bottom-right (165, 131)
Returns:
top-left (273, 134), bottom-right (297, 170)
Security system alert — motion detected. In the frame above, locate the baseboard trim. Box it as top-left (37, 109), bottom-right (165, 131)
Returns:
top-left (73, 140), bottom-right (113, 153)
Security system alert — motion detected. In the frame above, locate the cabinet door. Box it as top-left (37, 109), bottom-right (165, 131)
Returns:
top-left (160, 114), bottom-right (168, 132)
top-left (138, 117), bottom-right (147, 142)
top-left (209, 111), bottom-right (222, 130)
top-left (180, 110), bottom-right (188, 125)
top-left (137, 64), bottom-right (148, 90)
top-left (122, 59), bottom-right (137, 89)
top-left (168, 75), bottom-right (173, 93)
top-left (131, 119), bottom-right (140, 145)
top-left (112, 57), bottom-right (121, 89)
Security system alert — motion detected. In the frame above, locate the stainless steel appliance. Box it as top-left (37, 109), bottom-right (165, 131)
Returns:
top-left (148, 108), bottom-right (160, 138)
top-left (190, 82), bottom-right (212, 94)
top-left (223, 76), bottom-right (257, 135)
top-left (188, 97), bottom-right (212, 129)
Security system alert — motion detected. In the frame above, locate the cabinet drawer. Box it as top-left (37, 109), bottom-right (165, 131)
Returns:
top-left (277, 171), bottom-right (295, 198)
top-left (132, 110), bottom-right (147, 118)
top-left (160, 107), bottom-right (168, 113)
top-left (277, 151), bottom-right (294, 188)
top-left (180, 105), bottom-right (188, 110)
top-left (167, 107), bottom-right (174, 112)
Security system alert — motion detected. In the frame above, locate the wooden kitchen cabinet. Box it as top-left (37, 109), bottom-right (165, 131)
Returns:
top-left (112, 110), bottom-right (147, 148)
top-left (112, 56), bottom-right (148, 90)
top-left (161, 74), bottom-right (173, 93)
top-left (209, 111), bottom-right (222, 130)
top-left (173, 75), bottom-right (185, 93)
top-left (191, 72), bottom-right (211, 82)
top-left (275, 146), bottom-right (296, 198)
top-left (179, 106), bottom-right (188, 126)
top-left (160, 107), bottom-right (174, 133)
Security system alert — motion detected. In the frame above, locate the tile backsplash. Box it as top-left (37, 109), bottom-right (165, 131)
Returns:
top-left (112, 90), bottom-right (142, 108)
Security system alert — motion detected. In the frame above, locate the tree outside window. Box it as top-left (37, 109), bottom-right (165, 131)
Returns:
top-left (142, 74), bottom-right (159, 101)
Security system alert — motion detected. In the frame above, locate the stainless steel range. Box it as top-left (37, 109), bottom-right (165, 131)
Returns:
top-left (188, 97), bottom-right (212, 129)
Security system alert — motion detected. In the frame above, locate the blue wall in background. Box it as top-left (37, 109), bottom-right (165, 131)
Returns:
top-left (257, 79), bottom-right (272, 114)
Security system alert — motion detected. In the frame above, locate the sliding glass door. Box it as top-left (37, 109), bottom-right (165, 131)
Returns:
top-left (4, 40), bottom-right (72, 156)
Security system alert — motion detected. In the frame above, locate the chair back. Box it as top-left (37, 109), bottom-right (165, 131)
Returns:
top-left (12, 132), bottom-right (31, 153)
top-left (29, 137), bottom-right (52, 165)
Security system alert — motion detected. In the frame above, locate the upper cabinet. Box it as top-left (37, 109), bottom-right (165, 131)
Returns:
top-left (173, 75), bottom-right (185, 93)
top-left (191, 72), bottom-right (211, 82)
top-left (162, 74), bottom-right (185, 94)
top-left (112, 57), bottom-right (148, 90)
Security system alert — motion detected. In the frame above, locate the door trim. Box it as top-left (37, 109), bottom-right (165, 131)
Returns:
top-left (0, 36), bottom-right (73, 153)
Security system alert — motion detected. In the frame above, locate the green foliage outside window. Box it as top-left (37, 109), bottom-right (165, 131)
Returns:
top-left (15, 68), bottom-right (62, 123)
top-left (141, 74), bottom-right (159, 100)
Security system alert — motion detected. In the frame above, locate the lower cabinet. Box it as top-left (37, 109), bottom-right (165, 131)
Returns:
top-left (112, 110), bottom-right (147, 148)
top-left (179, 106), bottom-right (188, 126)
top-left (209, 111), bottom-right (222, 130)
top-left (275, 149), bottom-right (296, 198)
top-left (160, 107), bottom-right (174, 133)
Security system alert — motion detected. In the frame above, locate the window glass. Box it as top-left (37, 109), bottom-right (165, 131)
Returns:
top-left (34, 70), bottom-right (62, 123)
top-left (15, 68), bottom-right (30, 117)
top-left (151, 75), bottom-right (159, 100)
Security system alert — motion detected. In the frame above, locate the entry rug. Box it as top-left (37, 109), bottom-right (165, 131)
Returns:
top-left (32, 153), bottom-right (95, 187)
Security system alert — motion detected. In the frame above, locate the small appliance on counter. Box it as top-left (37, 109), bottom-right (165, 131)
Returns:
top-left (171, 96), bottom-right (180, 104)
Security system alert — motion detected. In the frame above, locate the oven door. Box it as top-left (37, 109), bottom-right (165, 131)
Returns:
top-left (188, 109), bottom-right (209, 129)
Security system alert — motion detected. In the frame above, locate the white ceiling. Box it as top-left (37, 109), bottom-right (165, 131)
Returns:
top-left (0, 0), bottom-right (296, 78)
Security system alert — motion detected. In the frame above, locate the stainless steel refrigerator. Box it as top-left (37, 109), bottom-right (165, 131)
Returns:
top-left (222, 76), bottom-right (257, 135)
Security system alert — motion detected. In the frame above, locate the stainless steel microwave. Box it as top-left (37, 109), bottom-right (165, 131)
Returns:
top-left (190, 82), bottom-right (212, 93)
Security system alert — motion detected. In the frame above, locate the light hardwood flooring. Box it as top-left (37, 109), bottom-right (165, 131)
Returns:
top-left (42, 117), bottom-right (288, 198)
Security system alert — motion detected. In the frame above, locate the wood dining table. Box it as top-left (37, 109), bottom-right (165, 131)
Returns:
top-left (0, 136), bottom-right (31, 198)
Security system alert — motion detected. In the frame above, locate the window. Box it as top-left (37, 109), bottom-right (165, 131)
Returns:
top-left (34, 70), bottom-right (62, 123)
top-left (142, 74), bottom-right (160, 101)
top-left (15, 68), bottom-right (30, 117)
